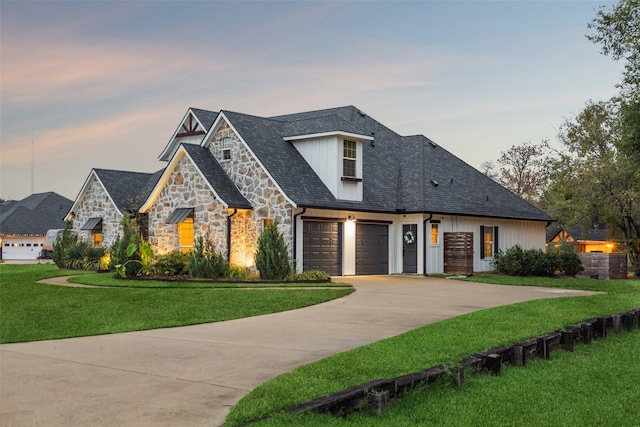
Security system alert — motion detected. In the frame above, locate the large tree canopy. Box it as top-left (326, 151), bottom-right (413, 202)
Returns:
top-left (587, 0), bottom-right (640, 96)
top-left (541, 100), bottom-right (640, 276)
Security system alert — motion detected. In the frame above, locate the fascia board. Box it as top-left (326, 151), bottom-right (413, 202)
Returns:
top-left (283, 131), bottom-right (374, 142)
top-left (158, 108), bottom-right (208, 161)
top-left (181, 149), bottom-right (230, 210)
top-left (140, 150), bottom-right (185, 213)
top-left (66, 170), bottom-right (123, 221)
top-left (211, 112), bottom-right (298, 208)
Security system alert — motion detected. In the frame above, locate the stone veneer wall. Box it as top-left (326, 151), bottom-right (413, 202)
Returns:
top-left (148, 154), bottom-right (228, 255)
top-left (209, 121), bottom-right (294, 258)
top-left (72, 179), bottom-right (122, 247)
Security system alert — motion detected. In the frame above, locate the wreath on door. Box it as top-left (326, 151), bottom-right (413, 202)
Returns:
top-left (404, 229), bottom-right (416, 245)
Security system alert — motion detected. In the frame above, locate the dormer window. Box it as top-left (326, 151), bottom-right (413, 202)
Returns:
top-left (221, 137), bottom-right (232, 161)
top-left (343, 140), bottom-right (357, 177)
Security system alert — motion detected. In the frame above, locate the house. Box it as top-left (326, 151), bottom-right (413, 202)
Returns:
top-left (0, 192), bottom-right (73, 260)
top-left (66, 168), bottom-right (163, 248)
top-left (547, 226), bottom-right (617, 253)
top-left (134, 105), bottom-right (553, 275)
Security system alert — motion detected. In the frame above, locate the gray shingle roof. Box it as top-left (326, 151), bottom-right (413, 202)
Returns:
top-left (94, 168), bottom-right (164, 212)
top-left (190, 108), bottom-right (218, 131)
top-left (218, 106), bottom-right (553, 221)
top-left (181, 144), bottom-right (252, 209)
top-left (0, 192), bottom-right (73, 235)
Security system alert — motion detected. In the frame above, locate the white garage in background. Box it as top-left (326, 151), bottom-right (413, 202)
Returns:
top-left (0, 192), bottom-right (72, 260)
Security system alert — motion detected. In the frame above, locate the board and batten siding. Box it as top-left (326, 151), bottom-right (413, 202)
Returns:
top-left (291, 136), bottom-right (363, 201)
top-left (437, 216), bottom-right (547, 272)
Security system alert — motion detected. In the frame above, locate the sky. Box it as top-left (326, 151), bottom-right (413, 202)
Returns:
top-left (0, 0), bottom-right (624, 202)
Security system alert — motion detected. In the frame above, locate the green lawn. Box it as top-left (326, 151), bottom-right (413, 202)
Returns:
top-left (226, 275), bottom-right (640, 426)
top-left (0, 264), bottom-right (353, 343)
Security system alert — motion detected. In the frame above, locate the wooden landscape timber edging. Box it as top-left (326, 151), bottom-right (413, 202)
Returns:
top-left (241, 307), bottom-right (640, 425)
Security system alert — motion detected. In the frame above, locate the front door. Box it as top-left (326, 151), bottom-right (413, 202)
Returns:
top-left (402, 224), bottom-right (418, 273)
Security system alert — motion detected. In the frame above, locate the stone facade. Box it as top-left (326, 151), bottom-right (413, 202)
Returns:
top-left (148, 154), bottom-right (228, 256)
top-left (72, 178), bottom-right (122, 248)
top-left (209, 121), bottom-right (294, 258)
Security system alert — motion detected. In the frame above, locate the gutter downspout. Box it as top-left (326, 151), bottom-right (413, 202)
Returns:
top-left (423, 214), bottom-right (433, 276)
top-left (292, 208), bottom-right (307, 272)
top-left (227, 208), bottom-right (238, 263)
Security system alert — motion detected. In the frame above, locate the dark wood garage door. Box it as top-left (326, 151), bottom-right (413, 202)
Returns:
top-left (356, 223), bottom-right (389, 275)
top-left (303, 221), bottom-right (342, 276)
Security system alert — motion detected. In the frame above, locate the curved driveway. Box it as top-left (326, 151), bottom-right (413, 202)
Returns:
top-left (0, 275), bottom-right (596, 426)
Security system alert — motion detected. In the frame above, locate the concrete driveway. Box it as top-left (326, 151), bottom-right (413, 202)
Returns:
top-left (0, 275), bottom-right (596, 426)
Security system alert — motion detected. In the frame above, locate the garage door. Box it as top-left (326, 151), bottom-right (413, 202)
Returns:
top-left (356, 223), bottom-right (389, 275)
top-left (302, 221), bottom-right (342, 276)
top-left (2, 237), bottom-right (44, 260)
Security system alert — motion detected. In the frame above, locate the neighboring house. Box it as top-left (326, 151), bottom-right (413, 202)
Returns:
top-left (135, 105), bottom-right (553, 275)
top-left (547, 227), bottom-right (617, 253)
top-left (66, 168), bottom-right (163, 248)
top-left (0, 192), bottom-right (72, 260)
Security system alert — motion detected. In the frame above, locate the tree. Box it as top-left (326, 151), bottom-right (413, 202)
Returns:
top-left (541, 100), bottom-right (640, 276)
top-left (255, 221), bottom-right (291, 280)
top-left (587, 0), bottom-right (640, 97)
top-left (480, 161), bottom-right (499, 180)
top-left (496, 141), bottom-right (549, 204)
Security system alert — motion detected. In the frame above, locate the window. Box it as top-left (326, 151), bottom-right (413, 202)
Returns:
top-left (431, 222), bottom-right (440, 244)
top-left (179, 216), bottom-right (194, 253)
top-left (480, 226), bottom-right (499, 259)
top-left (343, 140), bottom-right (356, 177)
top-left (92, 223), bottom-right (103, 248)
top-left (221, 137), bottom-right (232, 161)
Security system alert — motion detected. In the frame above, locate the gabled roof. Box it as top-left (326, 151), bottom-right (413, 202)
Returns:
top-left (547, 226), bottom-right (609, 242)
top-left (140, 144), bottom-right (251, 212)
top-left (181, 144), bottom-right (252, 209)
top-left (0, 192), bottom-right (73, 235)
top-left (209, 105), bottom-right (552, 221)
top-left (158, 108), bottom-right (218, 161)
top-left (67, 168), bottom-right (164, 220)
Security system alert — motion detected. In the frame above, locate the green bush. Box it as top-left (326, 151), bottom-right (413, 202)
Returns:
top-left (227, 266), bottom-right (250, 279)
top-left (188, 235), bottom-right (229, 279)
top-left (110, 214), bottom-right (145, 276)
top-left (493, 245), bottom-right (583, 276)
top-left (153, 251), bottom-right (189, 276)
top-left (84, 246), bottom-right (106, 271)
top-left (52, 221), bottom-right (77, 268)
top-left (288, 270), bottom-right (330, 281)
top-left (255, 221), bottom-right (291, 280)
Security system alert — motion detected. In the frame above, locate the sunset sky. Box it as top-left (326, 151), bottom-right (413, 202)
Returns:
top-left (1, 0), bottom-right (623, 202)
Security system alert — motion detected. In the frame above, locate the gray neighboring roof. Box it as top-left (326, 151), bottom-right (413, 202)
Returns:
top-left (181, 144), bottom-right (252, 209)
top-left (0, 192), bottom-right (73, 235)
top-left (93, 168), bottom-right (164, 212)
top-left (218, 105), bottom-right (553, 221)
top-left (190, 108), bottom-right (218, 131)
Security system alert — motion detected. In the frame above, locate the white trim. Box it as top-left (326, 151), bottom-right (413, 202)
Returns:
top-left (158, 108), bottom-right (209, 161)
top-left (139, 145), bottom-right (229, 213)
top-left (283, 131), bottom-right (373, 142)
top-left (201, 112), bottom-right (298, 208)
top-left (65, 170), bottom-right (123, 221)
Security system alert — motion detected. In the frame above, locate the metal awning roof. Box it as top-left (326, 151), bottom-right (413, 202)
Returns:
top-left (80, 217), bottom-right (102, 230)
top-left (166, 208), bottom-right (194, 224)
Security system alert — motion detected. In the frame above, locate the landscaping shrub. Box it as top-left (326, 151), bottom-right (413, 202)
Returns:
top-left (110, 214), bottom-right (145, 276)
top-left (288, 270), bottom-right (330, 281)
top-left (493, 245), bottom-right (583, 276)
top-left (255, 221), bottom-right (291, 280)
top-left (52, 221), bottom-right (77, 268)
top-left (84, 246), bottom-right (106, 271)
top-left (153, 251), bottom-right (189, 276)
top-left (188, 235), bottom-right (229, 279)
top-left (227, 266), bottom-right (251, 279)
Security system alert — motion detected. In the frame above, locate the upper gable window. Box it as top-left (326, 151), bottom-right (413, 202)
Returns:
top-left (343, 140), bottom-right (357, 177)
top-left (221, 137), bottom-right (232, 161)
